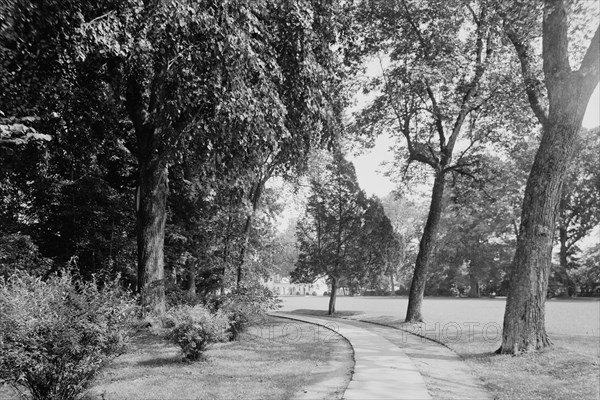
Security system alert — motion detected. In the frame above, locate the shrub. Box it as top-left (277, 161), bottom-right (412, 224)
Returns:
top-left (217, 283), bottom-right (281, 341)
top-left (167, 305), bottom-right (230, 361)
top-left (0, 271), bottom-right (137, 400)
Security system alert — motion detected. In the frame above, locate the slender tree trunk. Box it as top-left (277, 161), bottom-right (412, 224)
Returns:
top-left (137, 156), bottom-right (168, 315)
top-left (237, 214), bottom-right (252, 286)
top-left (328, 276), bottom-right (338, 315)
top-left (390, 272), bottom-right (395, 295)
top-left (500, 82), bottom-right (590, 354)
top-left (186, 264), bottom-right (197, 295)
top-left (468, 274), bottom-right (480, 298)
top-left (406, 171), bottom-right (446, 322)
top-left (220, 196), bottom-right (235, 291)
top-left (237, 179), bottom-right (266, 286)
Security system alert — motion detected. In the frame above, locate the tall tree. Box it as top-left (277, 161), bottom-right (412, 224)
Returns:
top-left (350, 0), bottom-right (510, 321)
top-left (499, 0), bottom-right (599, 353)
top-left (292, 151), bottom-right (367, 314)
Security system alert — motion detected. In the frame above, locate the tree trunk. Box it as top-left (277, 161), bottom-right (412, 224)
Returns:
top-left (500, 83), bottom-right (592, 354)
top-left (406, 170), bottom-right (446, 322)
top-left (237, 214), bottom-right (252, 286)
top-left (468, 274), bottom-right (480, 298)
top-left (186, 264), bottom-right (196, 295)
top-left (390, 272), bottom-right (395, 295)
top-left (328, 276), bottom-right (338, 315)
top-left (220, 196), bottom-right (235, 292)
top-left (499, 0), bottom-right (599, 354)
top-left (137, 156), bottom-right (168, 315)
top-left (237, 179), bottom-right (266, 286)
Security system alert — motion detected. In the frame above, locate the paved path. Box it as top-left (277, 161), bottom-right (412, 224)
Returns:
top-left (273, 312), bottom-right (492, 400)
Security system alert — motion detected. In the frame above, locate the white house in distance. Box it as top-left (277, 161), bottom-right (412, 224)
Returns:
top-left (262, 274), bottom-right (328, 296)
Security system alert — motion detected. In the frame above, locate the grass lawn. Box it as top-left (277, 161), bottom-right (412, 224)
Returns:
top-left (282, 296), bottom-right (600, 400)
top-left (0, 316), bottom-right (353, 400)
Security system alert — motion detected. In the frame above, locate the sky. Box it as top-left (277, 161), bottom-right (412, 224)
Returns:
top-left (349, 84), bottom-right (600, 199)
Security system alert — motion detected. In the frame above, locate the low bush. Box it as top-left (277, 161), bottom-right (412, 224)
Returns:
top-left (0, 271), bottom-right (137, 400)
top-left (217, 284), bottom-right (281, 341)
top-left (167, 305), bottom-right (230, 361)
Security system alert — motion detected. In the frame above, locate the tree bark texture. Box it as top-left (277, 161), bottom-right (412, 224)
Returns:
top-left (500, 0), bottom-right (599, 353)
top-left (500, 77), bottom-right (596, 353)
top-left (406, 171), bottom-right (446, 322)
top-left (237, 179), bottom-right (266, 286)
top-left (328, 276), bottom-right (338, 315)
top-left (137, 156), bottom-right (168, 315)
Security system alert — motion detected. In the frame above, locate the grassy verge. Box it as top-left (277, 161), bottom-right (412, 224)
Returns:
top-left (0, 316), bottom-right (353, 400)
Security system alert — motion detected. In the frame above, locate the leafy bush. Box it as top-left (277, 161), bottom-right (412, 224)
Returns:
top-left (0, 271), bottom-right (137, 400)
top-left (217, 283), bottom-right (281, 341)
top-left (167, 305), bottom-right (230, 361)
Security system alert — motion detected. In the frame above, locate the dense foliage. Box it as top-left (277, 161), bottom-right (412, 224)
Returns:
top-left (0, 271), bottom-right (136, 400)
top-left (293, 151), bottom-right (399, 313)
top-left (0, 0), bottom-right (348, 314)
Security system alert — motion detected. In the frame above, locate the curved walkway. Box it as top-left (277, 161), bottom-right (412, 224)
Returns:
top-left (273, 312), bottom-right (492, 400)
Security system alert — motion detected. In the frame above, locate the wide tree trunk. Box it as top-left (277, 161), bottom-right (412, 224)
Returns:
top-left (500, 82), bottom-right (592, 354)
top-left (406, 171), bottom-right (446, 322)
top-left (328, 276), bottom-right (338, 315)
top-left (499, 0), bottom-right (599, 354)
top-left (137, 156), bottom-right (168, 315)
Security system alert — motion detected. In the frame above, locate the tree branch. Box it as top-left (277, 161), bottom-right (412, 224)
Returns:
top-left (400, 0), bottom-right (429, 57)
top-left (378, 55), bottom-right (437, 170)
top-left (425, 83), bottom-right (446, 149)
top-left (542, 0), bottom-right (571, 77)
top-left (505, 28), bottom-right (549, 127)
top-left (577, 24), bottom-right (600, 85)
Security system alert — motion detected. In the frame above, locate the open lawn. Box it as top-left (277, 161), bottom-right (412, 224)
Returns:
top-left (0, 316), bottom-right (353, 400)
top-left (283, 296), bottom-right (600, 400)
